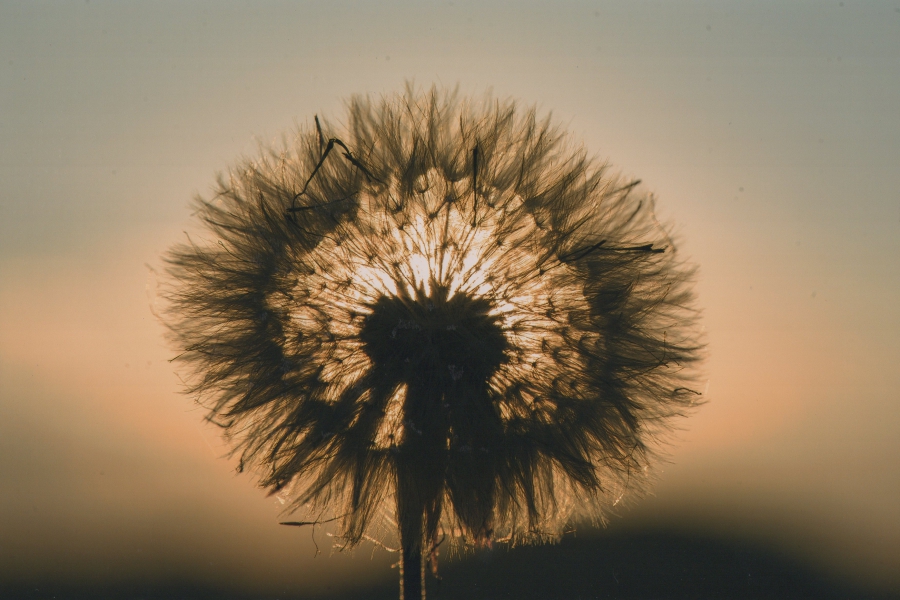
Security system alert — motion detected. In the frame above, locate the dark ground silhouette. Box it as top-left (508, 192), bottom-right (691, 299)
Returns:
top-left (4, 528), bottom-right (897, 600)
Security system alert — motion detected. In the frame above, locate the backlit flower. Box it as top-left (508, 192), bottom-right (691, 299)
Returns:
top-left (164, 86), bottom-right (703, 599)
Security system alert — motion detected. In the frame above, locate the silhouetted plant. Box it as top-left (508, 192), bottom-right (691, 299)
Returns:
top-left (164, 86), bottom-right (703, 600)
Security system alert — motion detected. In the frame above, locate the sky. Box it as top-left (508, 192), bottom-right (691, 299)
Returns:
top-left (1, 1), bottom-right (899, 597)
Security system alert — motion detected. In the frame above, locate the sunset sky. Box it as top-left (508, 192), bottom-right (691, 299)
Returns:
top-left (2, 1), bottom-right (899, 597)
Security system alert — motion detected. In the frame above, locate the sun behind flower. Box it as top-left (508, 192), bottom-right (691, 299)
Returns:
top-left (164, 86), bottom-right (704, 599)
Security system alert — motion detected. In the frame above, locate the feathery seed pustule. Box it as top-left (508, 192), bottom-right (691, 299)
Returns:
top-left (164, 86), bottom-right (704, 599)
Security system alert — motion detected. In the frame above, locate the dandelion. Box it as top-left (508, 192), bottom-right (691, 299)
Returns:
top-left (163, 86), bottom-right (703, 599)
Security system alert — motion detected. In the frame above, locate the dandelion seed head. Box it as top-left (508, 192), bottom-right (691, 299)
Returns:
top-left (163, 86), bottom-right (704, 554)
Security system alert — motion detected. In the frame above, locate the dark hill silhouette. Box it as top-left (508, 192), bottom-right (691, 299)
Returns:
top-left (4, 528), bottom-right (897, 600)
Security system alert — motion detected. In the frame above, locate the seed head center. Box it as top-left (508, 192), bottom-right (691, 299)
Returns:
top-left (360, 285), bottom-right (508, 388)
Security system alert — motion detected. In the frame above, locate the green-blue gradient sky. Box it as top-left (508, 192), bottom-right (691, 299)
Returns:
top-left (2, 1), bottom-right (898, 596)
